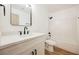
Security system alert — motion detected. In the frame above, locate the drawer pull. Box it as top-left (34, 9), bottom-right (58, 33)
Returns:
top-left (35, 49), bottom-right (37, 55)
top-left (32, 51), bottom-right (34, 55)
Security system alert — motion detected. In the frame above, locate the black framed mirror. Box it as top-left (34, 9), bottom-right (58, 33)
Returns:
top-left (10, 4), bottom-right (32, 26)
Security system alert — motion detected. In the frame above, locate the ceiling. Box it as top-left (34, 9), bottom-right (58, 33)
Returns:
top-left (42, 4), bottom-right (79, 13)
top-left (11, 4), bottom-right (79, 13)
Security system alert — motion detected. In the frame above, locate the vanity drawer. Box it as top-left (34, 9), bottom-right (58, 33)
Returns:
top-left (19, 41), bottom-right (45, 55)
top-left (0, 35), bottom-right (46, 55)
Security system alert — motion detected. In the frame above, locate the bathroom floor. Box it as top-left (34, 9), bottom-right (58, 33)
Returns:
top-left (45, 46), bottom-right (77, 55)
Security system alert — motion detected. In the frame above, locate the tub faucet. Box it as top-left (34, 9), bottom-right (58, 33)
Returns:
top-left (24, 26), bottom-right (28, 35)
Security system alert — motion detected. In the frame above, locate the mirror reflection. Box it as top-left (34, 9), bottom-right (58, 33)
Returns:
top-left (10, 4), bottom-right (32, 26)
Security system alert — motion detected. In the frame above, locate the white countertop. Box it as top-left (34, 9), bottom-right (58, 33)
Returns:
top-left (0, 33), bottom-right (46, 48)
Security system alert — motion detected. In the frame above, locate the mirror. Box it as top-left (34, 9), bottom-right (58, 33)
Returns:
top-left (10, 4), bottom-right (32, 26)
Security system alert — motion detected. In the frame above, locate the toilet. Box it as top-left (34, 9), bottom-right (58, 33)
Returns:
top-left (45, 38), bottom-right (56, 52)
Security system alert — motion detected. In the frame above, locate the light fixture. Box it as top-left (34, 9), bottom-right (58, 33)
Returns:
top-left (49, 16), bottom-right (53, 20)
top-left (0, 4), bottom-right (5, 16)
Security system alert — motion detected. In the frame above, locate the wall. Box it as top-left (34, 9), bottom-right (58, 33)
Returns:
top-left (31, 5), bottom-right (49, 33)
top-left (76, 6), bottom-right (79, 54)
top-left (0, 4), bottom-right (24, 32)
top-left (49, 6), bottom-right (79, 54)
top-left (0, 4), bottom-right (48, 34)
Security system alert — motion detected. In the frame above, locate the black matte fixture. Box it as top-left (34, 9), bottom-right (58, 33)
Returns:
top-left (48, 32), bottom-right (51, 37)
top-left (49, 16), bottom-right (53, 20)
top-left (32, 51), bottom-right (34, 55)
top-left (34, 49), bottom-right (37, 55)
top-left (0, 4), bottom-right (5, 16)
top-left (24, 26), bottom-right (28, 35)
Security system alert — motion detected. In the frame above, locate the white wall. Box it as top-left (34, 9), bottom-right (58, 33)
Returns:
top-left (31, 5), bottom-right (49, 33)
top-left (49, 6), bottom-right (79, 54)
top-left (0, 4), bottom-right (24, 32)
top-left (0, 4), bottom-right (48, 34)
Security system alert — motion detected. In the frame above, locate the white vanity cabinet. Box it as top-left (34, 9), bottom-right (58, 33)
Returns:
top-left (0, 34), bottom-right (46, 55)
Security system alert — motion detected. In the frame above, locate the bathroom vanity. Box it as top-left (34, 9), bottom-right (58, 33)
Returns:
top-left (0, 33), bottom-right (46, 55)
top-left (0, 4), bottom-right (47, 55)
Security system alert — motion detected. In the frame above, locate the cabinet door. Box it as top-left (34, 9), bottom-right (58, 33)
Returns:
top-left (34, 41), bottom-right (45, 55)
top-left (19, 41), bottom-right (45, 55)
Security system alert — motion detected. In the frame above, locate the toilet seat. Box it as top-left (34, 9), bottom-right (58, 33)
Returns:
top-left (45, 40), bottom-right (56, 46)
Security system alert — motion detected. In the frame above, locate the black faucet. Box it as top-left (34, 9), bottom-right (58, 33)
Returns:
top-left (24, 26), bottom-right (28, 35)
top-left (0, 4), bottom-right (5, 16)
